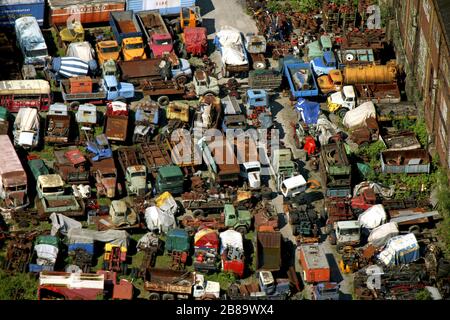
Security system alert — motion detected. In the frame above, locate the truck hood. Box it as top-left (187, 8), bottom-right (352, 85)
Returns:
top-left (248, 171), bottom-right (261, 189)
top-left (118, 82), bottom-right (135, 98)
top-left (101, 177), bottom-right (116, 198)
top-left (152, 44), bottom-right (174, 58)
top-left (130, 176), bottom-right (147, 189)
top-left (329, 92), bottom-right (344, 105)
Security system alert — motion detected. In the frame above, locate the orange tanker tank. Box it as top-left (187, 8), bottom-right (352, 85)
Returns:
top-left (343, 60), bottom-right (398, 85)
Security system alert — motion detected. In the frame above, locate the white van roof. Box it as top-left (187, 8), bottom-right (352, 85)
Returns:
top-left (281, 174), bottom-right (307, 189)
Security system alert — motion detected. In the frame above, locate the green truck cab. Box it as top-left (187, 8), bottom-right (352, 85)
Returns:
top-left (155, 165), bottom-right (184, 195)
top-left (224, 204), bottom-right (252, 235)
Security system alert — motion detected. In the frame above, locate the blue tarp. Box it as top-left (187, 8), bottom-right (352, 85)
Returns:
top-left (294, 98), bottom-right (320, 125)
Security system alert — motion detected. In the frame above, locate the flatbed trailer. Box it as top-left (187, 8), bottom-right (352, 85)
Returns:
top-left (138, 141), bottom-right (172, 172)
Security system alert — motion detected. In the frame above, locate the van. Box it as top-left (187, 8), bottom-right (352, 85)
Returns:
top-left (15, 16), bottom-right (49, 67)
top-left (280, 175), bottom-right (307, 198)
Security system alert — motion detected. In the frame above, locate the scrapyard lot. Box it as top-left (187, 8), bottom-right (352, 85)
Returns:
top-left (0, 0), bottom-right (449, 301)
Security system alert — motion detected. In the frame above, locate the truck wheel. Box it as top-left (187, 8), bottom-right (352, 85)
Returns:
top-left (162, 294), bottom-right (175, 300)
top-left (336, 244), bottom-right (344, 254)
top-left (148, 293), bottom-right (160, 300)
top-left (114, 96), bottom-right (126, 103)
top-left (192, 209), bottom-right (204, 217)
top-left (69, 101), bottom-right (80, 111)
top-left (157, 96), bottom-right (170, 106)
top-left (409, 225), bottom-right (421, 235)
top-left (175, 75), bottom-right (188, 86)
top-left (337, 108), bottom-right (349, 118)
top-left (203, 91), bottom-right (216, 97)
top-left (235, 226), bottom-right (247, 236)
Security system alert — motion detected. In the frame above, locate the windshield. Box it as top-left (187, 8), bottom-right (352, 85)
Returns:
top-left (162, 176), bottom-right (179, 182)
top-left (339, 228), bottom-right (360, 236)
top-left (131, 172), bottom-right (146, 177)
top-left (125, 43), bottom-right (143, 50)
top-left (28, 49), bottom-right (48, 57)
top-left (101, 46), bottom-right (119, 53)
top-left (42, 186), bottom-right (64, 193)
top-left (102, 173), bottom-right (116, 178)
top-left (155, 39), bottom-right (173, 46)
top-left (5, 185), bottom-right (26, 191)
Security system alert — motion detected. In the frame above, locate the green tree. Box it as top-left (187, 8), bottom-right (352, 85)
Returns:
top-left (0, 270), bottom-right (38, 300)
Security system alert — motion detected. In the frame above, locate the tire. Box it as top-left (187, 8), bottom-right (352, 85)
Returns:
top-left (175, 75), bottom-right (188, 86)
top-left (162, 293), bottom-right (175, 300)
top-left (69, 101), bottom-right (80, 111)
top-left (203, 91), bottom-right (216, 97)
top-left (337, 108), bottom-right (348, 118)
top-left (157, 96), bottom-right (170, 106)
top-left (408, 225), bottom-right (421, 235)
top-left (114, 96), bottom-right (126, 103)
top-left (253, 61), bottom-right (266, 70)
top-left (336, 244), bottom-right (344, 254)
top-left (193, 209), bottom-right (204, 217)
top-left (235, 226), bottom-right (247, 236)
top-left (148, 293), bottom-right (160, 300)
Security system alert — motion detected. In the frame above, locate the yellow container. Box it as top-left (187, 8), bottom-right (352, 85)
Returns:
top-left (344, 60), bottom-right (398, 85)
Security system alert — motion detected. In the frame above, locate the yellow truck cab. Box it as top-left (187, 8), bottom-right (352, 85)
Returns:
top-left (96, 40), bottom-right (120, 65)
top-left (122, 37), bottom-right (146, 61)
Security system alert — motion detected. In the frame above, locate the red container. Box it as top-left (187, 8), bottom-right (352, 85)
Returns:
top-left (298, 244), bottom-right (330, 283)
top-left (48, 0), bottom-right (126, 26)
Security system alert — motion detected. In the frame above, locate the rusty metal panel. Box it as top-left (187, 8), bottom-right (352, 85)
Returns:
top-left (0, 135), bottom-right (27, 186)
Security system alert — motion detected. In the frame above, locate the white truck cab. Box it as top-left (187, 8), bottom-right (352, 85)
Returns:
top-left (334, 220), bottom-right (361, 250)
top-left (327, 85), bottom-right (356, 117)
top-left (241, 161), bottom-right (261, 189)
top-left (280, 174), bottom-right (307, 198)
top-left (193, 274), bottom-right (220, 299)
top-left (37, 174), bottom-right (65, 198)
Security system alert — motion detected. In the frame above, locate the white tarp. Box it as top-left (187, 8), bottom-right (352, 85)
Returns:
top-left (316, 115), bottom-right (339, 146)
top-left (358, 204), bottom-right (387, 229)
top-left (368, 222), bottom-right (399, 248)
top-left (215, 27), bottom-right (248, 66)
top-left (342, 101), bottom-right (376, 129)
top-left (378, 233), bottom-right (420, 266)
top-left (50, 213), bottom-right (82, 236)
top-left (219, 230), bottom-right (243, 254)
top-left (136, 232), bottom-right (160, 251)
top-left (144, 206), bottom-right (176, 234)
top-left (67, 228), bottom-right (129, 248)
top-left (35, 244), bottom-right (58, 265)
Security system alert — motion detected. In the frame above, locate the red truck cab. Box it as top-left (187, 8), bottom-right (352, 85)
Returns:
top-left (151, 33), bottom-right (174, 57)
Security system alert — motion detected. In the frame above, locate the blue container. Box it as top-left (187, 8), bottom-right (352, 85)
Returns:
top-left (68, 243), bottom-right (95, 255)
top-left (126, 0), bottom-right (196, 15)
top-left (29, 264), bottom-right (54, 273)
top-left (0, 0), bottom-right (45, 27)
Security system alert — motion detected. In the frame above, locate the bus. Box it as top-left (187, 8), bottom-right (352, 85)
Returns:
top-left (0, 79), bottom-right (51, 112)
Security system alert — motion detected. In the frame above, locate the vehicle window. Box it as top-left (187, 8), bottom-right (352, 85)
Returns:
top-left (125, 43), bottom-right (143, 50)
top-left (155, 39), bottom-right (173, 46)
top-left (131, 172), bottom-right (146, 177)
top-left (101, 46), bottom-right (119, 53)
top-left (102, 173), bottom-right (116, 178)
top-left (42, 186), bottom-right (64, 193)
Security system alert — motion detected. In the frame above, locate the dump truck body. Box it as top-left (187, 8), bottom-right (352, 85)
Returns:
top-left (136, 11), bottom-right (173, 58)
top-left (104, 101), bottom-right (129, 142)
top-left (109, 11), bottom-right (146, 61)
top-left (299, 244), bottom-right (331, 283)
top-left (381, 149), bottom-right (431, 174)
top-left (284, 62), bottom-right (319, 99)
top-left (256, 231), bottom-right (282, 272)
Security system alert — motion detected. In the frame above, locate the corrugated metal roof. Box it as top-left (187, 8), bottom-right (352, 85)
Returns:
top-left (0, 80), bottom-right (50, 95)
top-left (257, 231), bottom-right (281, 248)
top-left (436, 0), bottom-right (450, 47)
top-left (0, 135), bottom-right (25, 175)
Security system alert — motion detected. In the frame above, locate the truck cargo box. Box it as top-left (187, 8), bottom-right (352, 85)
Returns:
top-left (298, 244), bottom-right (330, 283)
top-left (256, 231), bottom-right (281, 272)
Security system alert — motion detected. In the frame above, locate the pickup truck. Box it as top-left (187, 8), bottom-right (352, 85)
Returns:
top-left (44, 103), bottom-right (70, 145)
top-left (214, 27), bottom-right (250, 78)
top-left (60, 76), bottom-right (134, 105)
top-left (53, 149), bottom-right (90, 184)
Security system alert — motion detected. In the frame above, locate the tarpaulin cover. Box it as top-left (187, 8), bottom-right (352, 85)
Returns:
top-left (295, 98), bottom-right (320, 125)
top-left (358, 204), bottom-right (387, 230)
top-left (136, 232), bottom-right (159, 251)
top-left (34, 244), bottom-right (58, 265)
top-left (214, 26), bottom-right (248, 66)
top-left (166, 228), bottom-right (190, 252)
top-left (378, 233), bottom-right (420, 266)
top-left (342, 101), bottom-right (376, 129)
top-left (316, 115), bottom-right (339, 146)
top-left (194, 228), bottom-right (219, 249)
top-left (50, 213), bottom-right (82, 236)
top-left (368, 222), bottom-right (399, 248)
top-left (219, 230), bottom-right (243, 254)
top-left (144, 206), bottom-right (176, 234)
top-left (155, 192), bottom-right (179, 216)
top-left (67, 228), bottom-right (129, 248)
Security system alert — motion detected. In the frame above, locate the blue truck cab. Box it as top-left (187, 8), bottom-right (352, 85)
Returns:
top-left (87, 134), bottom-right (113, 161)
top-left (102, 75), bottom-right (135, 101)
top-left (245, 89), bottom-right (269, 117)
top-left (258, 271), bottom-right (291, 300)
top-left (311, 51), bottom-right (338, 76)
